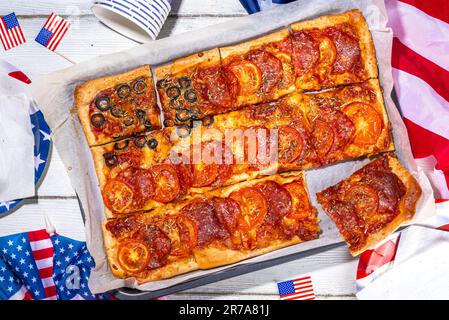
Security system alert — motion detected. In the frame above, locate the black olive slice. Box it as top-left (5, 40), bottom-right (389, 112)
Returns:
top-left (201, 115), bottom-right (214, 127)
top-left (103, 152), bottom-right (118, 167)
top-left (163, 119), bottom-right (174, 127)
top-left (166, 86), bottom-right (181, 99)
top-left (178, 76), bottom-right (191, 88)
top-left (114, 139), bottom-right (129, 150)
top-left (95, 96), bottom-right (110, 111)
top-left (156, 79), bottom-right (167, 89)
top-left (91, 113), bottom-right (105, 128)
top-left (176, 124), bottom-right (191, 138)
top-left (135, 109), bottom-right (146, 120)
top-left (143, 119), bottom-right (152, 129)
top-left (122, 115), bottom-right (134, 127)
top-left (133, 80), bottom-right (147, 94)
top-left (110, 105), bottom-right (125, 118)
top-left (189, 106), bottom-right (201, 120)
top-left (147, 138), bottom-right (158, 149)
top-left (176, 109), bottom-right (191, 122)
top-left (169, 98), bottom-right (183, 110)
top-left (117, 84), bottom-right (131, 99)
top-left (134, 136), bottom-right (148, 148)
top-left (184, 89), bottom-right (198, 103)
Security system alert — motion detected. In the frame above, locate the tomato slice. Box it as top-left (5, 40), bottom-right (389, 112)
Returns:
top-left (342, 102), bottom-right (383, 147)
top-left (278, 126), bottom-right (303, 164)
top-left (191, 163), bottom-right (219, 187)
top-left (117, 239), bottom-right (149, 273)
top-left (312, 119), bottom-right (334, 158)
top-left (191, 141), bottom-right (229, 187)
top-left (103, 180), bottom-right (134, 213)
top-left (230, 187), bottom-right (268, 231)
top-left (149, 164), bottom-right (180, 203)
top-left (284, 182), bottom-right (312, 219)
top-left (227, 60), bottom-right (262, 96)
top-left (344, 184), bottom-right (379, 215)
top-left (164, 216), bottom-right (198, 257)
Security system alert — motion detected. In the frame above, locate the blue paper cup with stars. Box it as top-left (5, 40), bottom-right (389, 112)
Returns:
top-left (91, 0), bottom-right (172, 43)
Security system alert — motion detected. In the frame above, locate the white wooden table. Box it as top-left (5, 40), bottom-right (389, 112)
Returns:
top-left (0, 0), bottom-right (358, 300)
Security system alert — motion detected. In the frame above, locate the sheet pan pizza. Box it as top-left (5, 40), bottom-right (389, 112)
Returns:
top-left (316, 154), bottom-right (422, 256)
top-left (91, 79), bottom-right (392, 218)
top-left (102, 172), bottom-right (319, 282)
top-left (72, 9), bottom-right (424, 283)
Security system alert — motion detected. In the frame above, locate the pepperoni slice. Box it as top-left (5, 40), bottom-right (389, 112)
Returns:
top-left (163, 216), bottom-right (198, 257)
top-left (191, 141), bottom-right (231, 187)
top-left (278, 126), bottom-right (303, 164)
top-left (172, 162), bottom-right (193, 195)
top-left (181, 199), bottom-right (228, 246)
top-left (284, 182), bottom-right (312, 219)
top-left (291, 31), bottom-right (320, 76)
top-left (213, 197), bottom-right (241, 233)
top-left (344, 184), bottom-right (379, 215)
top-left (149, 164), bottom-right (180, 203)
top-left (103, 180), bottom-right (134, 213)
top-left (135, 225), bottom-right (172, 269)
top-left (194, 66), bottom-right (237, 108)
top-left (312, 119), bottom-right (334, 158)
top-left (327, 28), bottom-right (362, 74)
top-left (230, 187), bottom-right (268, 231)
top-left (117, 240), bottom-right (149, 274)
top-left (246, 50), bottom-right (283, 93)
top-left (342, 102), bottom-right (383, 147)
top-left (227, 60), bottom-right (262, 96)
top-left (255, 181), bottom-right (292, 225)
top-left (191, 163), bottom-right (219, 187)
top-left (118, 167), bottom-right (155, 202)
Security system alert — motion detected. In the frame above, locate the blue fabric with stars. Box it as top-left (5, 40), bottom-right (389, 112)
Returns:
top-left (2, 12), bottom-right (19, 29)
top-left (0, 231), bottom-right (112, 300)
top-left (277, 280), bottom-right (296, 296)
top-left (35, 28), bottom-right (52, 47)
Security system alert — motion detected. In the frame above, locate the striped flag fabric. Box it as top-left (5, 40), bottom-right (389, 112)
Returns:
top-left (0, 59), bottom-right (31, 84)
top-left (386, 0), bottom-right (449, 200)
top-left (0, 12), bottom-right (26, 51)
top-left (277, 275), bottom-right (315, 300)
top-left (0, 229), bottom-right (112, 300)
top-left (35, 13), bottom-right (70, 52)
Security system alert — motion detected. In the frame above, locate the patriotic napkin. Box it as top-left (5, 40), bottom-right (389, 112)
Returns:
top-left (0, 60), bottom-right (35, 202)
top-left (0, 228), bottom-right (113, 300)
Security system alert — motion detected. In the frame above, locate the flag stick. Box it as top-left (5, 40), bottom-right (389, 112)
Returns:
top-left (54, 50), bottom-right (76, 65)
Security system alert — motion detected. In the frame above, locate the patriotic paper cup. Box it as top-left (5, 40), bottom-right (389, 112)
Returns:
top-left (91, 0), bottom-right (171, 43)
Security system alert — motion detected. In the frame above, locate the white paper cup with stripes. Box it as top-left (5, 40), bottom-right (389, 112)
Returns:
top-left (91, 0), bottom-right (171, 43)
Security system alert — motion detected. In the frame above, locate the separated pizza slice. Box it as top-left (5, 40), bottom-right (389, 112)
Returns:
top-left (155, 48), bottom-right (239, 127)
top-left (290, 9), bottom-right (378, 91)
top-left (316, 154), bottom-right (422, 256)
top-left (75, 65), bottom-right (161, 146)
top-left (219, 28), bottom-right (296, 107)
top-left (301, 79), bottom-right (394, 165)
top-left (102, 172), bottom-right (320, 283)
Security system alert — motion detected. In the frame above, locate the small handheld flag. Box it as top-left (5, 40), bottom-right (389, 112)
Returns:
top-left (277, 275), bottom-right (315, 300)
top-left (0, 12), bottom-right (26, 51)
top-left (35, 13), bottom-right (70, 52)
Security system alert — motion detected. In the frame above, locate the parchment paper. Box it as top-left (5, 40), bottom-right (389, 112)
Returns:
top-left (29, 0), bottom-right (435, 294)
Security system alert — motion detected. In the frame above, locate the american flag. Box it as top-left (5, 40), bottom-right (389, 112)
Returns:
top-left (277, 275), bottom-right (315, 300)
top-left (0, 12), bottom-right (26, 51)
top-left (0, 229), bottom-right (112, 300)
top-left (35, 13), bottom-right (70, 52)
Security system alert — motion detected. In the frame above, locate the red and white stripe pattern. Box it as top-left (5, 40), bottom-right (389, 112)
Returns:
top-left (0, 13), bottom-right (26, 51)
top-left (28, 230), bottom-right (57, 300)
top-left (36, 13), bottom-right (70, 52)
top-left (386, 0), bottom-right (449, 199)
top-left (277, 275), bottom-right (316, 300)
top-left (0, 58), bottom-right (32, 84)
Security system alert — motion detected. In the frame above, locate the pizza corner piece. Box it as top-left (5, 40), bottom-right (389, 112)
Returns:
top-left (316, 153), bottom-right (422, 256)
top-left (75, 65), bottom-right (161, 146)
top-left (289, 9), bottom-right (378, 91)
top-left (101, 172), bottom-right (320, 283)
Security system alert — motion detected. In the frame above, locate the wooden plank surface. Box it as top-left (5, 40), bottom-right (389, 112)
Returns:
top-left (0, 0), bottom-right (358, 300)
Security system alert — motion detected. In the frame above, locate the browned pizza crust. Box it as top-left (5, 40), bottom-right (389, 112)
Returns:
top-left (75, 65), bottom-right (161, 146)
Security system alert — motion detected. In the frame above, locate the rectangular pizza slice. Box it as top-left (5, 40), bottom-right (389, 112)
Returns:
top-left (102, 172), bottom-right (319, 283)
top-left (316, 154), bottom-right (422, 256)
top-left (219, 28), bottom-right (296, 107)
top-left (154, 48), bottom-right (238, 127)
top-left (75, 65), bottom-right (161, 146)
top-left (290, 9), bottom-right (378, 91)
